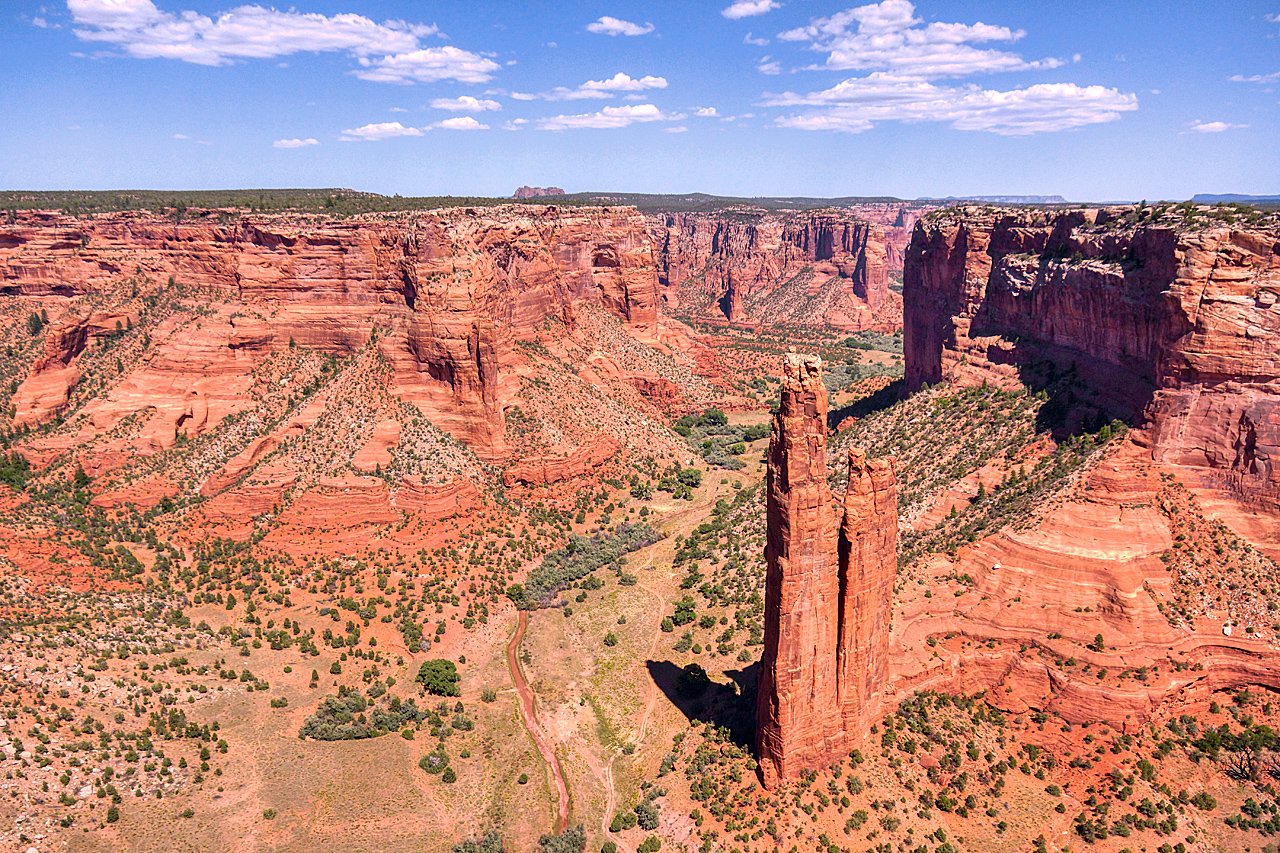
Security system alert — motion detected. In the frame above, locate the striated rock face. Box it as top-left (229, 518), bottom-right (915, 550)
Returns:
top-left (757, 354), bottom-right (898, 787)
top-left (757, 353), bottom-right (842, 787)
top-left (649, 211), bottom-right (895, 330)
top-left (0, 205), bottom-right (659, 460)
top-left (836, 449), bottom-right (898, 743)
top-left (501, 434), bottom-right (620, 487)
top-left (904, 207), bottom-right (1280, 508)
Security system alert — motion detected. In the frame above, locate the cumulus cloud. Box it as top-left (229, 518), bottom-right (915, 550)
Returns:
top-left (765, 74), bottom-right (1137, 135)
top-left (430, 95), bottom-right (502, 112)
top-left (339, 121), bottom-right (425, 141)
top-left (273, 138), bottom-right (319, 148)
top-left (353, 46), bottom-right (499, 84)
top-left (665, 126), bottom-right (688, 133)
top-left (586, 16), bottom-right (654, 36)
top-left (695, 107), bottom-right (720, 117)
top-left (722, 0), bottom-right (782, 19)
top-left (777, 0), bottom-right (1062, 78)
top-left (518, 72), bottom-right (667, 101)
top-left (69, 0), bottom-right (434, 64)
top-left (67, 0), bottom-right (498, 84)
top-left (744, 32), bottom-right (769, 46)
top-left (758, 60), bottom-right (781, 75)
top-left (538, 103), bottom-right (679, 130)
top-left (435, 116), bottom-right (488, 130)
top-left (1185, 120), bottom-right (1248, 133)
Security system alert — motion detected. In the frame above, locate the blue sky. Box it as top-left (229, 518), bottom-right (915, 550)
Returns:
top-left (1, 0), bottom-right (1276, 200)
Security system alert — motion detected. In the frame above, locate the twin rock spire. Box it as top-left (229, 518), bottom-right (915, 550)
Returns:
top-left (755, 352), bottom-right (898, 787)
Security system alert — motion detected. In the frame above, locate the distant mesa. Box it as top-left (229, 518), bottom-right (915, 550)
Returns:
top-left (1192, 192), bottom-right (1280, 203)
top-left (512, 186), bottom-right (566, 200)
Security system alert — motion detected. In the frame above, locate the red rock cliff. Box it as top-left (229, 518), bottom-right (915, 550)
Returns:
top-left (0, 205), bottom-right (659, 460)
top-left (903, 206), bottom-right (1280, 508)
top-left (650, 211), bottom-right (894, 330)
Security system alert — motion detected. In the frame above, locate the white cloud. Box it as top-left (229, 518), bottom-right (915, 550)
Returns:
top-left (665, 126), bottom-right (688, 133)
top-left (1185, 120), bottom-right (1248, 133)
top-left (744, 32), bottom-right (769, 46)
top-left (431, 96), bottom-right (502, 112)
top-left (523, 72), bottom-right (668, 101)
top-left (273, 138), bottom-right (319, 148)
top-left (339, 121), bottom-right (425, 141)
top-left (586, 16), bottom-right (654, 37)
top-left (758, 60), bottom-right (782, 75)
top-left (435, 116), bottom-right (488, 130)
top-left (32, 16), bottom-right (52, 28)
top-left (68, 0), bottom-right (438, 65)
top-left (765, 74), bottom-right (1137, 135)
top-left (389, 106), bottom-right (408, 113)
top-left (777, 0), bottom-right (1062, 79)
top-left (353, 46), bottom-right (500, 84)
top-left (171, 133), bottom-right (190, 139)
top-left (538, 103), bottom-right (678, 130)
top-left (695, 107), bottom-right (720, 117)
top-left (1230, 71), bottom-right (1280, 84)
top-left (723, 0), bottom-right (782, 19)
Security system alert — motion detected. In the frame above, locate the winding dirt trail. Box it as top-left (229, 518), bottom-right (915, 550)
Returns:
top-left (508, 610), bottom-right (571, 834)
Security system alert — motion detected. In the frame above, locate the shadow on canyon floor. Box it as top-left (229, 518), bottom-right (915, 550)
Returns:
top-left (646, 659), bottom-right (757, 747)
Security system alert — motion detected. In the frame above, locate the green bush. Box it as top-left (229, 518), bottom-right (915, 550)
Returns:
top-left (538, 824), bottom-right (586, 853)
top-left (637, 837), bottom-right (661, 853)
top-left (674, 663), bottom-right (710, 698)
top-left (610, 811), bottom-right (637, 832)
top-left (419, 749), bottom-right (450, 774)
top-left (417, 659), bottom-right (461, 696)
top-left (451, 831), bottom-right (504, 853)
top-left (442, 767), bottom-right (457, 783)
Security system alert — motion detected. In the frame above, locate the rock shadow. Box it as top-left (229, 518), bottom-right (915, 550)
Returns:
top-left (646, 659), bottom-right (757, 747)
top-left (828, 378), bottom-right (906, 431)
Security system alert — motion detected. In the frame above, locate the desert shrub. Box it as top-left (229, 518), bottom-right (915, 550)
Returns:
top-left (451, 831), bottom-right (504, 853)
top-left (419, 749), bottom-right (450, 774)
top-left (538, 824), bottom-right (586, 853)
top-left (417, 659), bottom-right (461, 696)
top-left (299, 690), bottom-right (425, 740)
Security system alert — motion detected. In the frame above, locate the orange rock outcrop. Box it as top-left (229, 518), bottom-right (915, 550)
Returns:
top-left (757, 354), bottom-right (897, 787)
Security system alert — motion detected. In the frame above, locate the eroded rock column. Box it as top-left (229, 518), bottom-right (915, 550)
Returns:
top-left (837, 449), bottom-right (898, 742)
top-left (756, 352), bottom-right (842, 787)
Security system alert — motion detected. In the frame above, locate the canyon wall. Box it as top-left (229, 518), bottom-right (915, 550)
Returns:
top-left (757, 353), bottom-right (897, 787)
top-left (903, 207), bottom-right (1280, 508)
top-left (0, 205), bottom-right (659, 460)
top-left (650, 211), bottom-right (896, 331)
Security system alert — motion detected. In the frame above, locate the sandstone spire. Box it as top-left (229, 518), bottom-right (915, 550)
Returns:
top-left (756, 354), bottom-right (898, 787)
top-left (756, 351), bottom-right (842, 788)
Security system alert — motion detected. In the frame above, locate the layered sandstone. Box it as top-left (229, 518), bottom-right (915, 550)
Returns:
top-left (650, 211), bottom-right (895, 330)
top-left (757, 354), bottom-right (898, 787)
top-left (1, 205), bottom-right (659, 460)
top-left (903, 207), bottom-right (1280, 508)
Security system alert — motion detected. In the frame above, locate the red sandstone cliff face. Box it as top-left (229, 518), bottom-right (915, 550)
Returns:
top-left (0, 205), bottom-right (659, 460)
top-left (903, 207), bottom-right (1280, 508)
top-left (650, 211), bottom-right (896, 330)
top-left (757, 354), bottom-right (898, 787)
